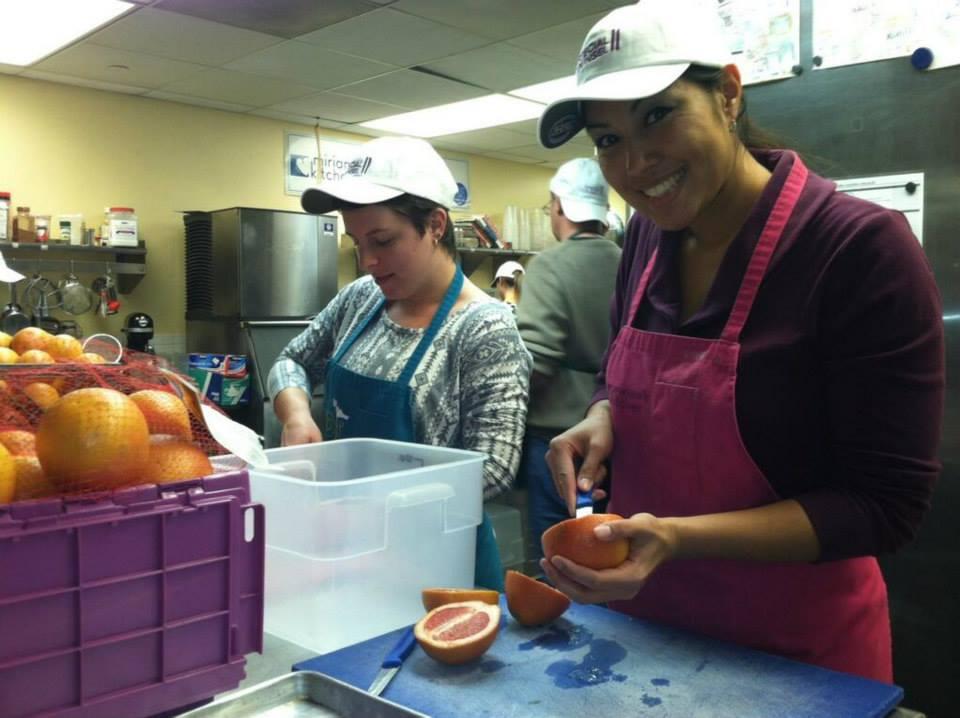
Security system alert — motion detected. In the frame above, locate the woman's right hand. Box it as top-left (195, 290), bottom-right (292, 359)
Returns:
top-left (546, 400), bottom-right (614, 516)
top-left (280, 414), bottom-right (323, 446)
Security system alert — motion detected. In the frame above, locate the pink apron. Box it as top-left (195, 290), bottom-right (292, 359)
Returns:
top-left (605, 155), bottom-right (892, 682)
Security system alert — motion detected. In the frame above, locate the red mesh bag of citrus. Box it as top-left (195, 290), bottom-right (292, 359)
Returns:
top-left (0, 335), bottom-right (229, 503)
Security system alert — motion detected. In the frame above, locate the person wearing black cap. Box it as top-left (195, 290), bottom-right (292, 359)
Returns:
top-left (538, 0), bottom-right (943, 682)
top-left (268, 136), bottom-right (532, 592)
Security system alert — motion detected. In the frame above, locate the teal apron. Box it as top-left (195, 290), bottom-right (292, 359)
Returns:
top-left (323, 267), bottom-right (504, 591)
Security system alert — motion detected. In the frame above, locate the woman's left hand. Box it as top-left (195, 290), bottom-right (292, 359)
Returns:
top-left (540, 513), bottom-right (678, 604)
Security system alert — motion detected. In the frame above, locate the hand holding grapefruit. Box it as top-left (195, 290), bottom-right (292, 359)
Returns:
top-left (541, 513), bottom-right (630, 570)
top-left (414, 601), bottom-right (500, 665)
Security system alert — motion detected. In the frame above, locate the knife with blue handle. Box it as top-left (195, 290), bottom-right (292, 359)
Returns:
top-left (576, 487), bottom-right (594, 517)
top-left (368, 626), bottom-right (417, 697)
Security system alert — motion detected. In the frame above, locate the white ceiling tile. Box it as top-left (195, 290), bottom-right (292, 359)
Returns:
top-left (33, 43), bottom-right (206, 89)
top-left (270, 92), bottom-right (407, 123)
top-left (421, 43), bottom-right (564, 92)
top-left (430, 127), bottom-right (532, 151)
top-left (333, 70), bottom-right (485, 110)
top-left (153, 0), bottom-right (381, 39)
top-left (392, 0), bottom-right (621, 40)
top-left (225, 41), bottom-right (396, 91)
top-left (160, 68), bottom-right (318, 106)
top-left (249, 109), bottom-right (349, 129)
top-left (144, 90), bottom-right (255, 113)
top-left (88, 8), bottom-right (282, 66)
top-left (21, 70), bottom-right (148, 95)
top-left (296, 8), bottom-right (492, 66)
top-left (506, 13), bottom-right (605, 62)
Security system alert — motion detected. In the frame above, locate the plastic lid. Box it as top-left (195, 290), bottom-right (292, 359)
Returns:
top-left (109, 206), bottom-right (135, 213)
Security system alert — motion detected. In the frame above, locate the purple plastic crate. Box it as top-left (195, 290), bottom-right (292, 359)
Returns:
top-left (0, 471), bottom-right (264, 718)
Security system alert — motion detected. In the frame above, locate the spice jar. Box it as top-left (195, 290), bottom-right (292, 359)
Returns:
top-left (13, 206), bottom-right (35, 243)
top-left (35, 215), bottom-right (51, 243)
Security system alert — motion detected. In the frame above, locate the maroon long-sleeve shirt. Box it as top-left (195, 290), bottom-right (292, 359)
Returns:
top-left (594, 150), bottom-right (944, 561)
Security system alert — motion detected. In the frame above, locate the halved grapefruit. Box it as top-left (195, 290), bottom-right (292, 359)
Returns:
top-left (421, 587), bottom-right (499, 612)
top-left (413, 600), bottom-right (500, 665)
top-left (504, 570), bottom-right (570, 626)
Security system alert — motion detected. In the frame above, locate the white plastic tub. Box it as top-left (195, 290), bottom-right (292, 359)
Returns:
top-left (240, 438), bottom-right (484, 655)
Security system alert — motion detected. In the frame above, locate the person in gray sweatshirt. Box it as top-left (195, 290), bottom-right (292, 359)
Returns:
top-left (516, 158), bottom-right (622, 559)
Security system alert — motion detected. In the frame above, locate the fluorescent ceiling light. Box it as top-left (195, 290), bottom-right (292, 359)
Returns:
top-left (509, 75), bottom-right (578, 104)
top-left (1, 0), bottom-right (133, 66)
top-left (360, 94), bottom-right (546, 137)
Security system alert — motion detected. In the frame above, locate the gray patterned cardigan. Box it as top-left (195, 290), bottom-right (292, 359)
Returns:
top-left (268, 275), bottom-right (532, 499)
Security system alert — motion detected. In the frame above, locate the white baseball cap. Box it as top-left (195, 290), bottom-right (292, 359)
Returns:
top-left (490, 260), bottom-right (525, 287)
top-left (550, 158), bottom-right (609, 225)
top-left (302, 136), bottom-right (458, 213)
top-left (538, 0), bottom-right (731, 149)
top-left (0, 250), bottom-right (24, 283)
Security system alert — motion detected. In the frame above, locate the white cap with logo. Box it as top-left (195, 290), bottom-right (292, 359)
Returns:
top-left (538, 0), bottom-right (731, 149)
top-left (301, 136), bottom-right (458, 214)
top-left (550, 158), bottom-right (610, 226)
top-left (490, 260), bottom-right (525, 287)
top-left (0, 250), bottom-right (25, 283)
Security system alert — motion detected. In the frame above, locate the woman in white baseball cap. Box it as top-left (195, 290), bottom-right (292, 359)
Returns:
top-left (491, 260), bottom-right (524, 310)
top-left (270, 136), bottom-right (532, 592)
top-left (540, 0), bottom-right (943, 682)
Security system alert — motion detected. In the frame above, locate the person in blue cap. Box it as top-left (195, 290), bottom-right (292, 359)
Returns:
top-left (268, 136), bottom-right (532, 592)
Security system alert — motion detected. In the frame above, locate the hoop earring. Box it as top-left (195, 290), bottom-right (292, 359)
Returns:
top-left (729, 118), bottom-right (738, 134)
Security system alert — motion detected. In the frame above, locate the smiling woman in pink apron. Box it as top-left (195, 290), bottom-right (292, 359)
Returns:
top-left (536, 1), bottom-right (944, 682)
top-left (268, 137), bottom-right (532, 592)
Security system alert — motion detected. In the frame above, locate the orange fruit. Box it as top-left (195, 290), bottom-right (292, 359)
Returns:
top-left (422, 588), bottom-right (500, 612)
top-left (0, 331), bottom-right (12, 348)
top-left (47, 334), bottom-right (83, 360)
top-left (504, 570), bottom-right (571, 626)
top-left (541, 514), bottom-right (630, 570)
top-left (0, 444), bottom-right (14, 503)
top-left (18, 349), bottom-right (55, 364)
top-left (10, 327), bottom-right (53, 355)
top-left (75, 352), bottom-right (107, 364)
top-left (36, 387), bottom-right (150, 493)
top-left (24, 382), bottom-right (60, 411)
top-left (414, 601), bottom-right (500, 665)
top-left (0, 430), bottom-right (37, 456)
top-left (0, 347), bottom-right (20, 364)
top-left (142, 437), bottom-right (213, 484)
top-left (130, 390), bottom-right (192, 440)
top-left (13, 456), bottom-right (58, 500)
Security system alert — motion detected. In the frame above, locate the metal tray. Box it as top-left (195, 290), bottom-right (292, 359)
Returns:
top-left (177, 671), bottom-right (430, 717)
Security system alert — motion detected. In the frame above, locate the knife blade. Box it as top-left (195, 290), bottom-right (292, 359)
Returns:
top-left (368, 626), bottom-right (417, 697)
top-left (575, 487), bottom-right (594, 517)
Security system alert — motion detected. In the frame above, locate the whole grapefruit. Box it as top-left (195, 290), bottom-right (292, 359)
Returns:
top-left (36, 388), bottom-right (150, 492)
top-left (10, 327), bottom-right (52, 355)
top-left (18, 349), bottom-right (55, 364)
top-left (13, 455), bottom-right (57, 500)
top-left (0, 444), bottom-right (14, 503)
top-left (0, 430), bottom-right (37, 456)
top-left (130, 390), bottom-right (192, 439)
top-left (414, 601), bottom-right (500, 665)
top-left (541, 513), bottom-right (630, 570)
top-left (24, 382), bottom-right (60, 411)
top-left (75, 352), bottom-right (107, 364)
top-left (0, 330), bottom-right (11, 348)
top-left (47, 334), bottom-right (83, 360)
top-left (142, 438), bottom-right (213, 484)
top-left (0, 347), bottom-right (18, 364)
top-left (504, 570), bottom-right (570, 626)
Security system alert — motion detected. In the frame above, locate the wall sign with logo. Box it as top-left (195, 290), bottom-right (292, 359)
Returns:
top-left (285, 131), bottom-right (471, 209)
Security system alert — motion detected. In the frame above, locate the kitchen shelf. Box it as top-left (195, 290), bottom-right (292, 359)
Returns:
top-left (0, 241), bottom-right (147, 294)
top-left (457, 246), bottom-right (538, 275)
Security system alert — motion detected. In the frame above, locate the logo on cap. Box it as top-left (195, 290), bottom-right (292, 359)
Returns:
top-left (576, 28), bottom-right (622, 75)
top-left (347, 156), bottom-right (373, 177)
top-left (548, 113), bottom-right (581, 146)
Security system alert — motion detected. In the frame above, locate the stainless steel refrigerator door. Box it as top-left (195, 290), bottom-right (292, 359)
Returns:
top-left (238, 209), bottom-right (338, 318)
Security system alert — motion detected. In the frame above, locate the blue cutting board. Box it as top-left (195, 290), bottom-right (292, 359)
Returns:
top-left (294, 598), bottom-right (902, 717)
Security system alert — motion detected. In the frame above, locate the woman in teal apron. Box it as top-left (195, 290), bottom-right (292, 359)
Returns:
top-left (269, 136), bottom-right (532, 592)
